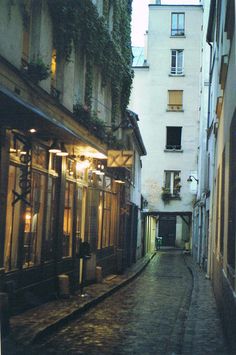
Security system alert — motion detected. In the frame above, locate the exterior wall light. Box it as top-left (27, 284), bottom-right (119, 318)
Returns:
top-left (56, 143), bottom-right (68, 156)
top-left (114, 179), bottom-right (125, 184)
top-left (76, 156), bottom-right (91, 172)
top-left (187, 175), bottom-right (199, 183)
top-left (49, 140), bottom-right (61, 154)
top-left (28, 128), bottom-right (37, 133)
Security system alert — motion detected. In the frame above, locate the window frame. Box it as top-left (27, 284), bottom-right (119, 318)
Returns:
top-left (166, 126), bottom-right (182, 151)
top-left (167, 90), bottom-right (183, 111)
top-left (171, 12), bottom-right (185, 37)
top-left (164, 170), bottom-right (181, 197)
top-left (171, 49), bottom-right (184, 75)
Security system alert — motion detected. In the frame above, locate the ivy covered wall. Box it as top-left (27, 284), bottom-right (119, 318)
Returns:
top-left (48, 0), bottom-right (133, 123)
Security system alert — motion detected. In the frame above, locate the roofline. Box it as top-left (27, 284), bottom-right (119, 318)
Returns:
top-left (126, 110), bottom-right (147, 156)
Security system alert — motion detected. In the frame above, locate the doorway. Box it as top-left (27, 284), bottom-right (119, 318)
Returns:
top-left (159, 216), bottom-right (176, 246)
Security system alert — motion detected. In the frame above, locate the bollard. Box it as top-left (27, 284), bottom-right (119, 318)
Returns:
top-left (96, 266), bottom-right (103, 283)
top-left (0, 292), bottom-right (10, 336)
top-left (58, 274), bottom-right (70, 298)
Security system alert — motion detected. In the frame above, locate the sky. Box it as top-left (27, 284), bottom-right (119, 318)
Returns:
top-left (131, 0), bottom-right (201, 46)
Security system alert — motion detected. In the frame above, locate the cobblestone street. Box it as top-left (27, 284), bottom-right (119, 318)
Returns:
top-left (9, 250), bottom-right (229, 355)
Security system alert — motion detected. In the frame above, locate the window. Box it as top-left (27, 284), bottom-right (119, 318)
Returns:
top-left (164, 171), bottom-right (181, 196)
top-left (50, 49), bottom-right (60, 99)
top-left (166, 127), bottom-right (182, 150)
top-left (5, 137), bottom-right (59, 269)
top-left (63, 181), bottom-right (74, 257)
top-left (168, 90), bottom-right (183, 111)
top-left (171, 13), bottom-right (185, 36)
top-left (75, 186), bottom-right (86, 255)
top-left (44, 176), bottom-right (57, 261)
top-left (22, 1), bottom-right (32, 63)
top-left (4, 165), bottom-right (22, 271)
top-left (171, 50), bottom-right (184, 75)
top-left (23, 172), bottom-right (46, 267)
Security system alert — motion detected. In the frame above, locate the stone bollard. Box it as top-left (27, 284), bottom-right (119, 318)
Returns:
top-left (0, 292), bottom-right (10, 336)
top-left (58, 274), bottom-right (70, 298)
top-left (96, 266), bottom-right (103, 283)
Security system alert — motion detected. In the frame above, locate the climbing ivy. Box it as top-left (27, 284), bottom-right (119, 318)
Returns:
top-left (73, 103), bottom-right (124, 149)
top-left (48, 0), bottom-right (133, 120)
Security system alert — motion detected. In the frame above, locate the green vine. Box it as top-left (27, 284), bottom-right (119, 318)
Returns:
top-left (48, 0), bottom-right (133, 119)
top-left (73, 104), bottom-right (124, 149)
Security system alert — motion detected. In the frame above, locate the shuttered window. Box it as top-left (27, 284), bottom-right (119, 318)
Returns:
top-left (168, 90), bottom-right (183, 110)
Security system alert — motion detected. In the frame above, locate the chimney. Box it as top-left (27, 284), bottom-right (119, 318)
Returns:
top-left (156, 0), bottom-right (161, 4)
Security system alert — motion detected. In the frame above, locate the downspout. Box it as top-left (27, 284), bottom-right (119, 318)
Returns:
top-left (206, 41), bottom-right (212, 150)
top-left (206, 40), bottom-right (213, 278)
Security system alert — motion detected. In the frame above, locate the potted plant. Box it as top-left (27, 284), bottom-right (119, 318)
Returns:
top-left (26, 58), bottom-right (50, 83)
top-left (161, 187), bottom-right (172, 203)
top-left (174, 175), bottom-right (181, 183)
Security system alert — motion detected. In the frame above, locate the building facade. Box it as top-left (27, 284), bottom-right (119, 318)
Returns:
top-left (0, 0), bottom-right (146, 314)
top-left (190, 0), bottom-right (210, 270)
top-left (203, 0), bottom-right (236, 351)
top-left (130, 2), bottom-right (203, 249)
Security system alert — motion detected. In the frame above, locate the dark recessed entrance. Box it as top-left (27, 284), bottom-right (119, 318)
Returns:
top-left (159, 215), bottom-right (176, 246)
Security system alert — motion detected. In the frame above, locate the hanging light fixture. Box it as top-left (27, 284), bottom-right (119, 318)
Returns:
top-left (114, 179), bottom-right (125, 184)
top-left (49, 140), bottom-right (61, 154)
top-left (76, 156), bottom-right (91, 172)
top-left (56, 143), bottom-right (68, 156)
top-left (93, 162), bottom-right (105, 175)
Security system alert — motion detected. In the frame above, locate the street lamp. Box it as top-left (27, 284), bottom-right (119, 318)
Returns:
top-left (187, 175), bottom-right (199, 183)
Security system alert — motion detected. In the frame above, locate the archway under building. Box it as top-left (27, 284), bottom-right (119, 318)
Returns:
top-left (143, 211), bottom-right (192, 249)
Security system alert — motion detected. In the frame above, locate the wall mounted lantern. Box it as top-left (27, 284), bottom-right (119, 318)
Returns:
top-left (187, 175), bottom-right (199, 183)
top-left (49, 140), bottom-right (61, 154)
top-left (56, 143), bottom-right (68, 157)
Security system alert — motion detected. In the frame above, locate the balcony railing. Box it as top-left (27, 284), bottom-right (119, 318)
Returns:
top-left (170, 67), bottom-right (184, 75)
top-left (171, 28), bottom-right (185, 36)
top-left (165, 144), bottom-right (182, 150)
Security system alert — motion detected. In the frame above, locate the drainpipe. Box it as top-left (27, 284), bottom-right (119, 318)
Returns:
top-left (206, 40), bottom-right (213, 278)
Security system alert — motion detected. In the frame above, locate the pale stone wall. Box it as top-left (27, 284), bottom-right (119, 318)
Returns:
top-left (130, 5), bottom-right (203, 214)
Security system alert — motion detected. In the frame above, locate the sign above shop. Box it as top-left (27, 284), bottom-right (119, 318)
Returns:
top-left (107, 150), bottom-right (133, 167)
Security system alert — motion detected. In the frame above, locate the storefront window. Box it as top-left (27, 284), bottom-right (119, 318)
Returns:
top-left (44, 176), bottom-right (57, 261)
top-left (63, 181), bottom-right (74, 257)
top-left (4, 165), bottom-right (21, 271)
top-left (85, 189), bottom-right (101, 251)
top-left (110, 192), bottom-right (118, 247)
top-left (102, 192), bottom-right (111, 248)
top-left (23, 172), bottom-right (46, 267)
top-left (5, 136), bottom-right (59, 269)
top-left (32, 144), bottom-right (47, 169)
top-left (75, 186), bottom-right (87, 254)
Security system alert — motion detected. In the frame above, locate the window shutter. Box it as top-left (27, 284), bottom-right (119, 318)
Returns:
top-left (169, 90), bottom-right (182, 105)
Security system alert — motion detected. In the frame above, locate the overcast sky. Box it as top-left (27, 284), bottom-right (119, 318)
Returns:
top-left (131, 0), bottom-right (201, 46)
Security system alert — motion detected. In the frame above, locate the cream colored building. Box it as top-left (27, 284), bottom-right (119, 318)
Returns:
top-left (206, 0), bottom-right (236, 352)
top-left (130, 3), bottom-right (203, 248)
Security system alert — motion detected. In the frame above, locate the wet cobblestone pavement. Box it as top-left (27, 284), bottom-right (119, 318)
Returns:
top-left (4, 250), bottom-right (229, 355)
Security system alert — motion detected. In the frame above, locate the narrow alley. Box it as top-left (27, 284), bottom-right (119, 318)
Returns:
top-left (7, 250), bottom-right (229, 355)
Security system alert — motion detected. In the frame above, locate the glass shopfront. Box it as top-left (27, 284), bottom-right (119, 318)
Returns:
top-left (85, 174), bottom-right (118, 252)
top-left (63, 157), bottom-right (87, 257)
top-left (4, 135), bottom-right (59, 270)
